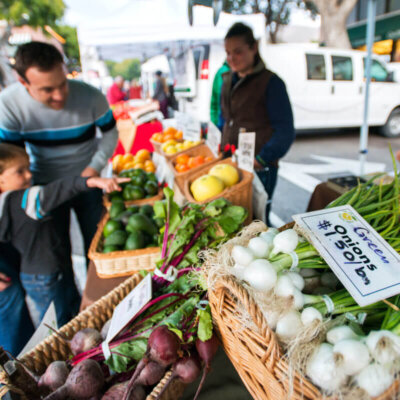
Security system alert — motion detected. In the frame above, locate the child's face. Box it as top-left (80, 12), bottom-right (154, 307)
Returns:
top-left (0, 158), bottom-right (32, 192)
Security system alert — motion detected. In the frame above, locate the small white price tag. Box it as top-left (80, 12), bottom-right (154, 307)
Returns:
top-left (206, 122), bottom-right (221, 158)
top-left (238, 131), bottom-right (255, 173)
top-left (18, 302), bottom-right (57, 357)
top-left (104, 274), bottom-right (152, 348)
top-left (293, 205), bottom-right (400, 307)
top-left (176, 111), bottom-right (201, 142)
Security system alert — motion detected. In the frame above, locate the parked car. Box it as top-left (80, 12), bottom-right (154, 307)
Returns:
top-left (170, 42), bottom-right (400, 137)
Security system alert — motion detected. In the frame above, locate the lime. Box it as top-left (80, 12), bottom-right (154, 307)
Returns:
top-left (103, 245), bottom-right (120, 253)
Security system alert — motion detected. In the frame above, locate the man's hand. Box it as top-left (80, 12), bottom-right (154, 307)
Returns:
top-left (87, 177), bottom-right (130, 193)
top-left (0, 273), bottom-right (11, 291)
top-left (81, 167), bottom-right (100, 178)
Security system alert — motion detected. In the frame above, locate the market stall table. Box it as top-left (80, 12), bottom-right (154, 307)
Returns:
top-left (307, 181), bottom-right (342, 212)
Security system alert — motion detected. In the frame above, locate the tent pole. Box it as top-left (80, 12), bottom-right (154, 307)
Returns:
top-left (359, 0), bottom-right (377, 176)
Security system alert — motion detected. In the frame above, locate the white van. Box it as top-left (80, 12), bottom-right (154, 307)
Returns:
top-left (171, 43), bottom-right (400, 137)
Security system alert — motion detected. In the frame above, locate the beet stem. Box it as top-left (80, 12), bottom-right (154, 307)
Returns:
top-left (122, 358), bottom-right (147, 400)
top-left (193, 367), bottom-right (208, 400)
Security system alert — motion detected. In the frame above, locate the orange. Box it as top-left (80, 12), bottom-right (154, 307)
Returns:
top-left (188, 156), bottom-right (205, 169)
top-left (176, 154), bottom-right (190, 165)
top-left (123, 161), bottom-right (136, 171)
top-left (174, 130), bottom-right (183, 140)
top-left (136, 149), bottom-right (151, 162)
top-left (145, 163), bottom-right (156, 173)
top-left (204, 156), bottom-right (213, 163)
top-left (175, 163), bottom-right (189, 173)
top-left (151, 133), bottom-right (163, 143)
top-left (162, 133), bottom-right (175, 143)
top-left (164, 126), bottom-right (177, 135)
top-left (121, 153), bottom-right (134, 164)
top-left (112, 154), bottom-right (123, 172)
top-left (134, 162), bottom-right (145, 169)
top-left (144, 160), bottom-right (155, 168)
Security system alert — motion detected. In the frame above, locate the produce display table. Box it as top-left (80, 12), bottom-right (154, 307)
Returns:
top-left (306, 181), bottom-right (342, 212)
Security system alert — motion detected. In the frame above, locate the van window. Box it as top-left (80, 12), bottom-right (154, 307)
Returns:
top-left (332, 56), bottom-right (353, 81)
top-left (306, 54), bottom-right (326, 80)
top-left (363, 59), bottom-right (390, 82)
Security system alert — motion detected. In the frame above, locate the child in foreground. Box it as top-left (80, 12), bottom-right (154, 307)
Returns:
top-left (0, 143), bottom-right (128, 354)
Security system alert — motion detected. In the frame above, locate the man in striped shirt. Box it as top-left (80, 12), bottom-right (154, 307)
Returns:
top-left (0, 41), bottom-right (118, 261)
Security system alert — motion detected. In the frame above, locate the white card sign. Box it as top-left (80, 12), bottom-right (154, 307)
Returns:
top-left (238, 131), bottom-right (255, 173)
top-left (18, 302), bottom-right (57, 357)
top-left (206, 122), bottom-right (221, 158)
top-left (176, 111), bottom-right (201, 142)
top-left (103, 274), bottom-right (152, 358)
top-left (293, 205), bottom-right (400, 306)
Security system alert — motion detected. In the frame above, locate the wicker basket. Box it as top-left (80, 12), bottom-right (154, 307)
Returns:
top-left (150, 138), bottom-right (164, 154)
top-left (182, 158), bottom-right (253, 221)
top-left (88, 212), bottom-right (160, 278)
top-left (208, 224), bottom-right (400, 400)
top-left (167, 144), bottom-right (222, 191)
top-left (103, 187), bottom-right (164, 209)
top-left (0, 274), bottom-right (185, 400)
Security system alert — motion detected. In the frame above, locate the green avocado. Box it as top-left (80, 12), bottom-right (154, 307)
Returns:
top-left (103, 220), bottom-right (123, 238)
top-left (144, 181), bottom-right (158, 196)
top-left (103, 245), bottom-right (120, 253)
top-left (125, 231), bottom-right (145, 250)
top-left (104, 230), bottom-right (127, 247)
top-left (146, 172), bottom-right (157, 183)
top-left (112, 210), bottom-right (133, 225)
top-left (123, 184), bottom-right (145, 201)
top-left (109, 192), bottom-right (124, 202)
top-left (131, 175), bottom-right (146, 187)
top-left (127, 213), bottom-right (157, 235)
top-left (109, 201), bottom-right (126, 219)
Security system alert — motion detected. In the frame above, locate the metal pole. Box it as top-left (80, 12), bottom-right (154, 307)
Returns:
top-left (359, 0), bottom-right (377, 176)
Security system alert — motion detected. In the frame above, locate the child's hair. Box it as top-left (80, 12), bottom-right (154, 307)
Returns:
top-left (0, 143), bottom-right (29, 174)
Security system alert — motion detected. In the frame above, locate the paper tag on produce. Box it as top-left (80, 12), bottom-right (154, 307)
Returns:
top-left (18, 302), bottom-right (57, 357)
top-left (293, 205), bottom-right (400, 306)
top-left (238, 131), bottom-right (255, 172)
top-left (105, 274), bottom-right (152, 345)
top-left (206, 122), bottom-right (221, 158)
top-left (176, 111), bottom-right (201, 141)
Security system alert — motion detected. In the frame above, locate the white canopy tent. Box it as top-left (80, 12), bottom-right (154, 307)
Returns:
top-left (77, 3), bottom-right (266, 61)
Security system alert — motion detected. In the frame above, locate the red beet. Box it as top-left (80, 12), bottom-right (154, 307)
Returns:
top-left (38, 361), bottom-right (69, 392)
top-left (70, 328), bottom-right (103, 356)
top-left (43, 359), bottom-right (104, 400)
top-left (193, 334), bottom-right (220, 400)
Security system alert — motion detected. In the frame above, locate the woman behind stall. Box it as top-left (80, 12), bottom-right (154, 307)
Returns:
top-left (153, 70), bottom-right (169, 118)
top-left (221, 22), bottom-right (295, 226)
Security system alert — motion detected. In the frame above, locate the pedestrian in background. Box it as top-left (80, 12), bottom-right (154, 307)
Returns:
top-left (153, 70), bottom-right (169, 118)
top-left (221, 22), bottom-right (295, 226)
top-left (107, 75), bottom-right (126, 104)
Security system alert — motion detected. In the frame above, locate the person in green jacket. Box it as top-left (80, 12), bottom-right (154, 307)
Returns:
top-left (210, 61), bottom-right (230, 130)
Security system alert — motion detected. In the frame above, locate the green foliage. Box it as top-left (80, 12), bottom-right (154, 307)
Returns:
top-left (0, 0), bottom-right (65, 27)
top-left (56, 25), bottom-right (80, 69)
top-left (105, 58), bottom-right (141, 81)
top-left (223, 0), bottom-right (317, 43)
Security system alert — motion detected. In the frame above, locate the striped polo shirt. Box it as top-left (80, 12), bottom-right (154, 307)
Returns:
top-left (0, 80), bottom-right (117, 184)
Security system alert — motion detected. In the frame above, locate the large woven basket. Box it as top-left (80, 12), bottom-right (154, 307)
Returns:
top-left (103, 187), bottom-right (164, 209)
top-left (167, 143), bottom-right (222, 191)
top-left (183, 157), bottom-right (253, 221)
top-left (1, 274), bottom-right (185, 400)
top-left (208, 224), bottom-right (400, 400)
top-left (88, 212), bottom-right (160, 278)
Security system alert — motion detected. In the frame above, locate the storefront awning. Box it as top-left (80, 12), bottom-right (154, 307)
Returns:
top-left (348, 10), bottom-right (400, 47)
